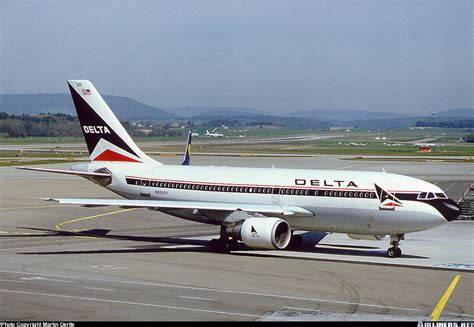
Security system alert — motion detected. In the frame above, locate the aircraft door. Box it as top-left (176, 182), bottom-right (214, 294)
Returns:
top-left (139, 171), bottom-right (151, 199)
top-left (271, 187), bottom-right (280, 204)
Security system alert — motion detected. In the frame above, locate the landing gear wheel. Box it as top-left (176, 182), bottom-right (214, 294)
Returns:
top-left (387, 234), bottom-right (404, 258)
top-left (209, 237), bottom-right (230, 253)
top-left (387, 246), bottom-right (402, 258)
top-left (228, 238), bottom-right (240, 251)
top-left (288, 234), bottom-right (303, 250)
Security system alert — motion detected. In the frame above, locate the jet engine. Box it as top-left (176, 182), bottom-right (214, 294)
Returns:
top-left (227, 217), bottom-right (292, 250)
top-left (347, 233), bottom-right (386, 241)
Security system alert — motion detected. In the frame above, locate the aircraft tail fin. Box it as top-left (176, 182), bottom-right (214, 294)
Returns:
top-left (67, 80), bottom-right (158, 164)
top-left (181, 130), bottom-right (192, 165)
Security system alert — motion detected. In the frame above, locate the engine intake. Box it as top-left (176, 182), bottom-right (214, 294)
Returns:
top-left (227, 217), bottom-right (292, 250)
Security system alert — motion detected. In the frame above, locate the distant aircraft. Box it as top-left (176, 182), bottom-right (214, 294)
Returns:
top-left (206, 128), bottom-right (224, 137)
top-left (415, 143), bottom-right (438, 147)
top-left (18, 80), bottom-right (461, 258)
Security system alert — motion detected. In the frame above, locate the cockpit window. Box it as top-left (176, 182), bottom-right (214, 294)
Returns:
top-left (418, 192), bottom-right (447, 200)
top-left (417, 192), bottom-right (428, 200)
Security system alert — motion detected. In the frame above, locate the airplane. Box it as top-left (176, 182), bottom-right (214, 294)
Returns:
top-left (206, 128), bottom-right (224, 137)
top-left (18, 80), bottom-right (461, 258)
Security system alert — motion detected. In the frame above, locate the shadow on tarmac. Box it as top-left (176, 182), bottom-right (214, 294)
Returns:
top-left (4, 227), bottom-right (428, 259)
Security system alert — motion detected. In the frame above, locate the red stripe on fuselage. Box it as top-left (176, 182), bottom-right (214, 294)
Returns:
top-left (382, 202), bottom-right (403, 207)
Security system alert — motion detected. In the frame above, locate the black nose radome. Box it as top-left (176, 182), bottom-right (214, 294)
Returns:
top-left (442, 199), bottom-right (461, 222)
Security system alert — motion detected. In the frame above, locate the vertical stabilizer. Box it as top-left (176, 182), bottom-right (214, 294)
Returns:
top-left (67, 80), bottom-right (159, 164)
top-left (181, 130), bottom-right (192, 165)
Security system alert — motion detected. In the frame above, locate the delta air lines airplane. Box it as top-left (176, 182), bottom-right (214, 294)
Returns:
top-left (19, 80), bottom-right (461, 258)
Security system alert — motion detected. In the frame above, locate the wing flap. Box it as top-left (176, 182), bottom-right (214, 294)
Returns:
top-left (40, 198), bottom-right (314, 217)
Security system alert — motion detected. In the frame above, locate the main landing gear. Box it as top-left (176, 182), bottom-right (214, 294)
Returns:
top-left (209, 226), bottom-right (239, 253)
top-left (209, 237), bottom-right (239, 253)
top-left (387, 234), bottom-right (404, 258)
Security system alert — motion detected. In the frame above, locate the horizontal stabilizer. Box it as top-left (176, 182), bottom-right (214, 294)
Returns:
top-left (40, 198), bottom-right (314, 217)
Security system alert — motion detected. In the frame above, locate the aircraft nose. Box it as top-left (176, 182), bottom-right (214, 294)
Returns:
top-left (440, 199), bottom-right (461, 222)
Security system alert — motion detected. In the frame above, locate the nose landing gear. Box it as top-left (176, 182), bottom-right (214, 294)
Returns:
top-left (387, 234), bottom-right (404, 258)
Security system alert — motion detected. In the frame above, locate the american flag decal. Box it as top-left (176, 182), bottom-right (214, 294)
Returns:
top-left (82, 88), bottom-right (91, 95)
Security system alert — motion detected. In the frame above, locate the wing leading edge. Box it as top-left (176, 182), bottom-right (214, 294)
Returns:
top-left (40, 198), bottom-right (314, 217)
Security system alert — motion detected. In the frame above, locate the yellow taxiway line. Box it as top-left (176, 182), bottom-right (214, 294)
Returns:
top-left (55, 208), bottom-right (136, 231)
top-left (0, 208), bottom-right (136, 237)
top-left (430, 274), bottom-right (461, 321)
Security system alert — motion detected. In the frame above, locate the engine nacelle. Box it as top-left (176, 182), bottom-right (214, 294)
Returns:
top-left (347, 233), bottom-right (386, 241)
top-left (227, 217), bottom-right (292, 250)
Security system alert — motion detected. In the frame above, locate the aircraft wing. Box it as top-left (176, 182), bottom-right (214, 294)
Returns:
top-left (17, 167), bottom-right (111, 178)
top-left (40, 198), bottom-right (314, 217)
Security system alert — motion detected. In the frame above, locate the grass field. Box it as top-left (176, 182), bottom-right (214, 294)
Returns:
top-left (0, 128), bottom-right (472, 166)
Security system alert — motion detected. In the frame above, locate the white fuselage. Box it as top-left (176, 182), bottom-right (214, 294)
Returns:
top-left (76, 162), bottom-right (449, 235)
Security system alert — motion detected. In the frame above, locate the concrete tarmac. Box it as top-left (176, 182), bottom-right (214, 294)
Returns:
top-left (0, 156), bottom-right (472, 321)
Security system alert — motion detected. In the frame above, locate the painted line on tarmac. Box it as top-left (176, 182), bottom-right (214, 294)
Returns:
top-left (84, 287), bottom-right (115, 292)
top-left (123, 281), bottom-right (422, 313)
top-left (179, 296), bottom-right (214, 302)
top-left (0, 289), bottom-right (260, 319)
top-left (0, 231), bottom-right (51, 236)
top-left (231, 250), bottom-right (473, 273)
top-left (430, 274), bottom-right (461, 321)
top-left (0, 208), bottom-right (137, 241)
top-left (20, 276), bottom-right (76, 283)
top-left (0, 239), bottom-right (130, 251)
top-left (336, 164), bottom-right (364, 170)
top-left (55, 208), bottom-right (137, 231)
top-left (446, 312), bottom-right (474, 318)
top-left (283, 306), bottom-right (320, 312)
top-left (0, 269), bottom-right (423, 314)
top-left (0, 279), bottom-right (27, 284)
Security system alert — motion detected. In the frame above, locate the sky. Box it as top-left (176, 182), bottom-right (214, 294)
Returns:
top-left (1, 0), bottom-right (472, 115)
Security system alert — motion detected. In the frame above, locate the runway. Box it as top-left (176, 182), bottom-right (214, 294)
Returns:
top-left (0, 155), bottom-right (472, 321)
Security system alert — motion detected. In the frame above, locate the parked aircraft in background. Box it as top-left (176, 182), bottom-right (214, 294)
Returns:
top-left (19, 80), bottom-right (460, 258)
top-left (206, 128), bottom-right (224, 137)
